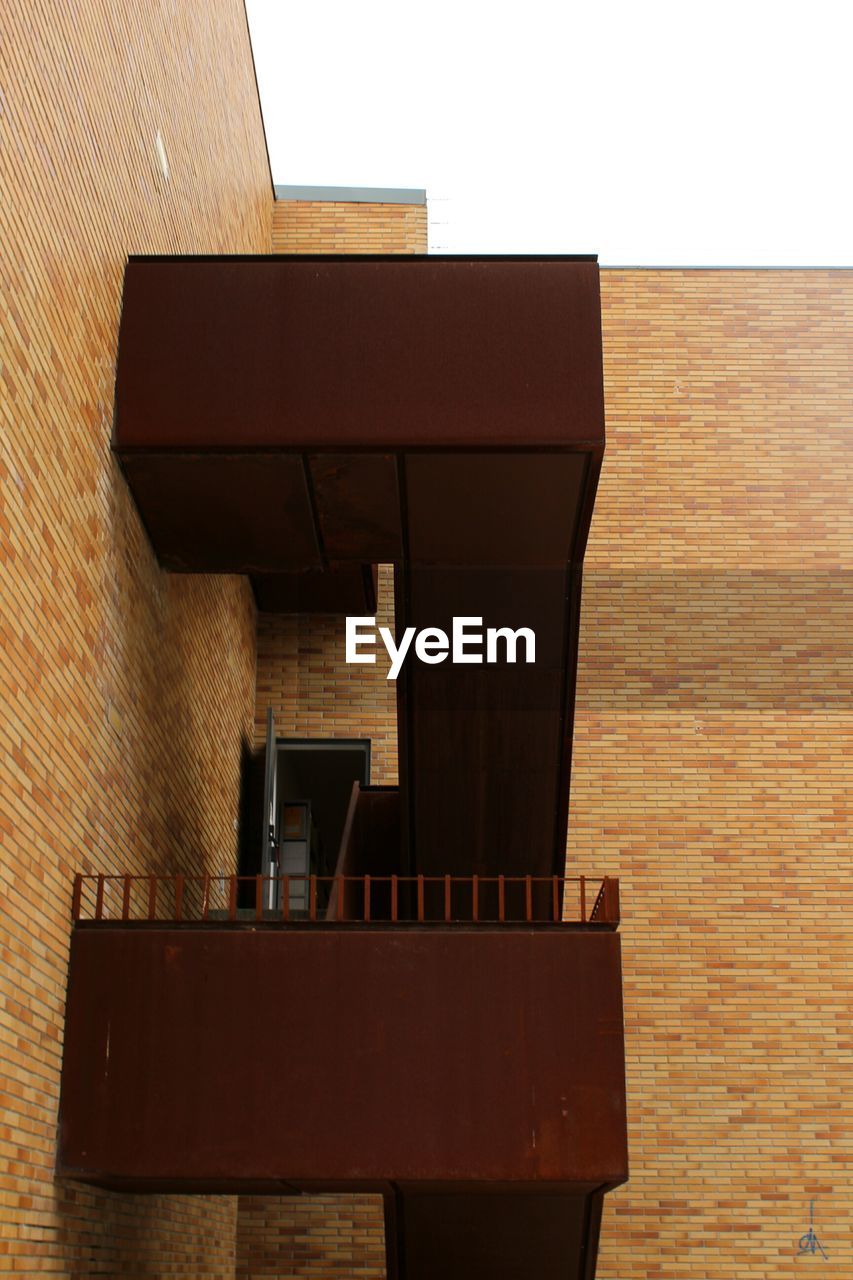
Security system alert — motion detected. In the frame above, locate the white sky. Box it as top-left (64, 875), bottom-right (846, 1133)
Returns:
top-left (246, 0), bottom-right (853, 265)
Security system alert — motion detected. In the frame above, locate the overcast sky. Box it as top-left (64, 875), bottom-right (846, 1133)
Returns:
top-left (246, 0), bottom-right (852, 265)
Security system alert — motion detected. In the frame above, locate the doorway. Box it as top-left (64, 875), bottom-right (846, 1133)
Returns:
top-left (252, 710), bottom-right (371, 912)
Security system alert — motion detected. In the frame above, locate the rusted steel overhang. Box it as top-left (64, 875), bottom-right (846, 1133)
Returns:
top-left (58, 926), bottom-right (626, 1191)
top-left (115, 255), bottom-right (603, 452)
top-left (112, 256), bottom-right (606, 879)
top-left (112, 255), bottom-right (604, 580)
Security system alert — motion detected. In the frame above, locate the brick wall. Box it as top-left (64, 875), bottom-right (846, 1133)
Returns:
top-left (587, 268), bottom-right (852, 1279)
top-left (237, 1194), bottom-right (386, 1278)
top-left (272, 199), bottom-right (427, 253)
top-left (0, 2), bottom-right (270, 1275)
top-left (247, 269), bottom-right (852, 1277)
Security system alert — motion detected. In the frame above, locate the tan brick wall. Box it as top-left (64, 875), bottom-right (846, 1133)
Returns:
top-left (247, 270), bottom-right (853, 1278)
top-left (587, 268), bottom-right (852, 1279)
top-left (253, 566), bottom-right (398, 778)
top-left (272, 199), bottom-right (427, 253)
top-left (0, 1), bottom-right (271, 1274)
top-left (237, 1194), bottom-right (386, 1278)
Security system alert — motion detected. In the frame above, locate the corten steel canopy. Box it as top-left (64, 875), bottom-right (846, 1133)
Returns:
top-left (59, 924), bottom-right (626, 1278)
top-left (97, 254), bottom-right (623, 1276)
top-left (112, 256), bottom-right (606, 882)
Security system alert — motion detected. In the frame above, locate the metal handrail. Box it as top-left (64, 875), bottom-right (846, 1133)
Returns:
top-left (71, 872), bottom-right (620, 927)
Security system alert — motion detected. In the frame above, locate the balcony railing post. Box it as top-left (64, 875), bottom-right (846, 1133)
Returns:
top-left (202, 874), bottom-right (210, 921)
top-left (604, 876), bottom-right (620, 924)
top-left (95, 874), bottom-right (105, 921)
top-left (552, 875), bottom-right (559, 923)
top-left (228, 875), bottom-right (237, 921)
top-left (255, 874), bottom-right (263, 921)
top-left (148, 875), bottom-right (158, 921)
top-left (309, 875), bottom-right (317, 921)
top-left (71, 874), bottom-right (83, 922)
top-left (498, 874), bottom-right (505, 922)
top-left (417, 875), bottom-right (424, 922)
top-left (337, 876), bottom-right (345, 922)
top-left (175, 874), bottom-right (184, 922)
top-left (391, 874), bottom-right (398, 923)
top-left (121, 875), bottom-right (131, 921)
top-left (281, 876), bottom-right (289, 921)
top-left (580, 874), bottom-right (586, 923)
top-left (525, 874), bottom-right (532, 923)
top-left (444, 874), bottom-right (451, 923)
top-left (472, 875), bottom-right (478, 923)
top-left (364, 874), bottom-right (371, 923)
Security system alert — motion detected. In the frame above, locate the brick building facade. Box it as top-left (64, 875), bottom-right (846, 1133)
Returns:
top-left (2, 6), bottom-right (851, 1280)
top-left (1, 3), bottom-right (269, 1273)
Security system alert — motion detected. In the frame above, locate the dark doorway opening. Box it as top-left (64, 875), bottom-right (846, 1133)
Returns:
top-left (240, 713), bottom-right (371, 910)
top-left (275, 738), bottom-right (371, 880)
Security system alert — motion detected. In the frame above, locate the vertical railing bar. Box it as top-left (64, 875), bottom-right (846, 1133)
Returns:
top-left (228, 875), bottom-right (237, 921)
top-left (175, 874), bottom-right (184, 922)
top-left (148, 875), bottom-right (157, 921)
top-left (95, 874), bottom-right (105, 921)
top-left (552, 875), bottom-right (559, 923)
top-left (580, 874), bottom-right (586, 923)
top-left (121, 875), bottom-right (131, 921)
top-left (201, 873), bottom-right (210, 921)
top-left (255, 874), bottom-right (263, 921)
top-left (444, 874), bottom-right (451, 923)
top-left (310, 874), bottom-right (317, 922)
top-left (337, 876), bottom-right (345, 922)
top-left (281, 876), bottom-right (289, 921)
top-left (525, 874), bottom-right (532, 923)
top-left (364, 874), bottom-right (371, 923)
top-left (472, 874), bottom-right (478, 924)
top-left (603, 876), bottom-right (620, 924)
top-left (498, 874), bottom-right (505, 923)
top-left (71, 874), bottom-right (83, 922)
top-left (417, 874), bottom-right (424, 923)
top-left (391, 874), bottom-right (398, 923)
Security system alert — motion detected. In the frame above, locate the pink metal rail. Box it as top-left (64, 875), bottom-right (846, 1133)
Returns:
top-left (71, 873), bottom-right (620, 926)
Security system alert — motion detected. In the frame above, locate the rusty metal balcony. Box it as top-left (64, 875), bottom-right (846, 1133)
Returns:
top-left (59, 873), bottom-right (626, 1276)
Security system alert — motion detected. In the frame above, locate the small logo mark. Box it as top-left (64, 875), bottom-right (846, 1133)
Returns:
top-left (797, 1201), bottom-right (828, 1260)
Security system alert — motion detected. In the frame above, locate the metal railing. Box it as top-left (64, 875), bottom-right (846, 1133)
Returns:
top-left (71, 872), bottom-right (620, 927)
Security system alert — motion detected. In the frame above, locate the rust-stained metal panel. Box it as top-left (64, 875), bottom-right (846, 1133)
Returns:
top-left (252, 564), bottom-right (378, 614)
top-left (405, 453), bottom-right (585, 566)
top-left (394, 1188), bottom-right (593, 1280)
top-left (113, 257), bottom-right (604, 452)
top-left (399, 566), bottom-right (575, 879)
top-left (58, 927), bottom-right (626, 1189)
top-left (309, 454), bottom-right (402, 561)
top-left (119, 453), bottom-right (320, 573)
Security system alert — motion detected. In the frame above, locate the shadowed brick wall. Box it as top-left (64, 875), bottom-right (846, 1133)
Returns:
top-left (237, 1194), bottom-right (386, 1279)
top-left (247, 269), bottom-right (852, 1278)
top-left (0, 1), bottom-right (270, 1274)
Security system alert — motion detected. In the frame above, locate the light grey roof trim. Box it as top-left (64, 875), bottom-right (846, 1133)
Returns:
top-left (275, 184), bottom-right (426, 206)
